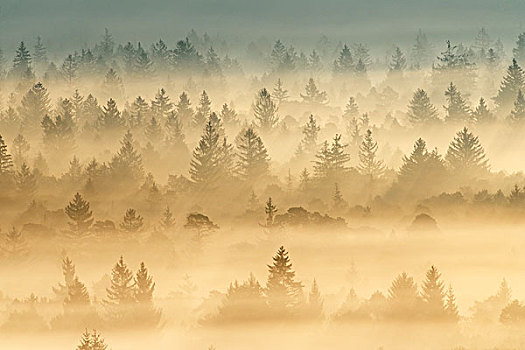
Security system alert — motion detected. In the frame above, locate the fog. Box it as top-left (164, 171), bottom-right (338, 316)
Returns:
top-left (3, 3), bottom-right (525, 349)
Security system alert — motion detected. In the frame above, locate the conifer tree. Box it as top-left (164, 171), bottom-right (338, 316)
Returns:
top-left (333, 183), bottom-right (345, 209)
top-left (472, 97), bottom-right (495, 124)
top-left (357, 129), bottom-right (385, 179)
top-left (61, 54), bottom-right (79, 84)
top-left (412, 29), bottom-right (432, 68)
top-left (171, 37), bottom-right (203, 71)
top-left (160, 206), bottom-right (175, 231)
top-left (513, 32), bottom-right (525, 64)
top-left (205, 46), bottom-right (222, 76)
top-left (175, 92), bottom-right (194, 127)
top-left (100, 28), bottom-right (115, 58)
top-left (219, 103), bottom-right (238, 126)
top-left (33, 36), bottom-right (48, 69)
top-left (133, 43), bottom-right (154, 78)
top-left (445, 127), bottom-right (489, 176)
top-left (444, 82), bottom-right (471, 124)
top-left (10, 41), bottom-right (33, 80)
top-left (129, 96), bottom-right (149, 128)
top-left (76, 329), bottom-right (108, 350)
top-left (97, 98), bottom-right (124, 133)
top-left (300, 78), bottom-right (328, 104)
top-left (445, 285), bottom-right (459, 320)
top-left (272, 79), bottom-right (289, 105)
top-left (15, 163), bottom-right (37, 198)
top-left (53, 256), bottom-right (76, 301)
top-left (120, 209), bottom-right (144, 232)
top-left (266, 246), bottom-right (303, 313)
top-left (389, 46), bottom-right (407, 73)
top-left (313, 134), bottom-right (350, 180)
top-left (65, 193), bottom-right (94, 233)
top-left (333, 44), bottom-right (354, 74)
top-left (104, 256), bottom-right (135, 324)
top-left (134, 262), bottom-right (161, 327)
top-left (109, 131), bottom-right (144, 182)
top-left (421, 266), bottom-right (446, 318)
top-left (299, 115), bottom-right (320, 155)
top-left (343, 97), bottom-right (359, 120)
top-left (299, 168), bottom-right (310, 192)
top-left (307, 279), bottom-right (323, 319)
top-left (2, 226), bottom-right (28, 258)
top-left (265, 197), bottom-right (277, 227)
top-left (189, 121), bottom-right (223, 187)
top-left (19, 83), bottom-right (51, 139)
top-left (494, 59), bottom-right (525, 115)
top-left (165, 111), bottom-right (185, 148)
top-left (387, 272), bottom-right (420, 319)
top-left (144, 116), bottom-right (163, 144)
top-left (193, 90), bottom-right (212, 128)
top-left (253, 88), bottom-right (279, 132)
top-left (235, 127), bottom-right (270, 181)
top-left (407, 89), bottom-right (439, 125)
top-left (0, 134), bottom-right (13, 174)
top-left (65, 277), bottom-right (90, 308)
top-left (509, 89), bottom-right (525, 122)
top-left (151, 88), bottom-right (173, 121)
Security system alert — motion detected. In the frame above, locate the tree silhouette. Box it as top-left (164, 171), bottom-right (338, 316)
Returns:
top-left (65, 193), bottom-right (94, 233)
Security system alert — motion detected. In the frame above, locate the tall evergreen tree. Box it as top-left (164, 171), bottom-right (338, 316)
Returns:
top-left (219, 103), bottom-right (238, 126)
top-left (61, 54), bottom-right (79, 85)
top-left (2, 226), bottom-right (28, 258)
top-left (175, 92), bottom-right (194, 127)
top-left (333, 44), bottom-right (354, 74)
top-left (19, 82), bottom-right (50, 139)
top-left (151, 88), bottom-right (173, 121)
top-left (313, 134), bottom-right (350, 180)
top-left (513, 32), bottom-right (525, 64)
top-left (266, 246), bottom-right (303, 313)
top-left (120, 208), bottom-right (144, 232)
top-left (65, 193), bottom-right (94, 233)
top-left (15, 163), bottom-right (37, 198)
top-left (272, 79), bottom-right (289, 105)
top-left (189, 120), bottom-right (223, 187)
top-left (265, 197), bottom-right (277, 227)
top-left (0, 134), bottom-right (13, 174)
top-left (472, 97), bottom-right (495, 124)
top-left (109, 131), bottom-right (144, 182)
top-left (493, 59), bottom-right (525, 115)
top-left (387, 272), bottom-right (420, 319)
top-left (298, 115), bottom-right (320, 155)
top-left (235, 127), bottom-right (270, 181)
top-left (253, 88), bottom-right (279, 132)
top-left (509, 89), bottom-right (525, 122)
top-left (357, 129), bottom-right (385, 179)
top-left (421, 266), bottom-right (446, 319)
top-left (193, 90), bottom-right (212, 128)
top-left (444, 82), bottom-right (471, 124)
top-left (33, 36), bottom-right (48, 69)
top-left (445, 285), bottom-right (459, 320)
top-left (134, 262), bottom-right (161, 327)
top-left (407, 89), bottom-right (439, 125)
top-left (10, 41), bottom-right (33, 80)
top-left (343, 97), bottom-right (359, 120)
top-left (389, 46), bottom-right (407, 73)
top-left (412, 29), bottom-right (432, 68)
top-left (445, 127), bottom-right (489, 176)
top-left (300, 78), bottom-right (328, 104)
top-left (97, 98), bottom-right (124, 133)
top-left (104, 256), bottom-right (135, 324)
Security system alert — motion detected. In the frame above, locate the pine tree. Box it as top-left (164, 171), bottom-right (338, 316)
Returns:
top-left (65, 193), bottom-right (94, 233)
top-left (444, 82), bottom-right (471, 124)
top-left (299, 168), bottom-right (310, 192)
top-left (33, 36), bottom-right (48, 69)
top-left (445, 285), bottom-right (459, 320)
top-left (313, 134), bottom-right (350, 180)
top-left (412, 29), bottom-right (432, 68)
top-left (61, 54), bottom-right (79, 85)
top-left (65, 277), bottom-right (90, 308)
top-left (129, 96), bottom-right (149, 128)
top-left (445, 127), bottom-right (489, 176)
top-left (472, 97), bottom-right (495, 124)
top-left (494, 59), bottom-right (525, 115)
top-left (300, 78), bottom-right (328, 104)
top-left (134, 262), bottom-right (161, 327)
top-left (10, 41), bottom-right (33, 80)
top-left (15, 163), bottom-right (37, 198)
top-left (421, 266), bottom-right (446, 319)
top-left (357, 129), bottom-right (385, 179)
top-left (513, 32), bottom-right (525, 64)
top-left (333, 44), bottom-right (354, 74)
top-left (333, 183), bottom-right (345, 209)
top-left (407, 89), bottom-right (439, 125)
top-left (184, 213), bottom-right (219, 241)
top-left (53, 256), bottom-right (76, 301)
top-left (235, 127), bottom-right (270, 181)
top-left (144, 116), bottom-right (163, 144)
top-left (104, 256), bottom-right (135, 323)
top-left (219, 103), bottom-right (238, 126)
top-left (307, 279), bottom-right (323, 319)
top-left (11, 134), bottom-right (30, 170)
top-left (273, 79), bottom-right (289, 105)
top-left (97, 98), bottom-right (124, 133)
top-left (165, 111), bottom-right (185, 148)
top-left (133, 43), bottom-right (154, 78)
top-left (109, 131), bottom-right (144, 182)
top-left (266, 246), bottom-right (303, 313)
top-left (0, 134), bottom-right (13, 174)
top-left (160, 206), bottom-right (175, 231)
top-left (389, 46), bottom-right (407, 73)
top-left (151, 88), bottom-right (173, 121)
top-left (253, 88), bottom-right (279, 132)
top-left (120, 209), bottom-right (144, 232)
top-left (509, 89), bottom-right (525, 122)
top-left (2, 226), bottom-right (28, 258)
top-left (19, 83), bottom-right (50, 139)
top-left (189, 120), bottom-right (223, 188)
top-left (175, 92), bottom-right (194, 127)
top-left (343, 97), bottom-right (359, 120)
top-left (265, 197), bottom-right (277, 227)
top-left (193, 90), bottom-right (212, 127)
top-left (387, 272), bottom-right (420, 319)
top-left (171, 37), bottom-right (203, 71)
top-left (299, 115), bottom-right (320, 154)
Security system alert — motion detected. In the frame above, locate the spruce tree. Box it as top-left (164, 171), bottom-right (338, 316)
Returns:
top-left (266, 246), bottom-right (303, 313)
top-left (299, 115), bottom-right (320, 155)
top-left (120, 209), bottom-right (144, 232)
top-left (175, 92), bottom-right (194, 127)
top-left (235, 127), bottom-right (270, 181)
top-left (494, 59), bottom-right (525, 115)
top-left (445, 285), bottom-right (459, 320)
top-left (144, 116), bottom-right (163, 144)
top-left (151, 88), bottom-right (173, 121)
top-left (421, 266), bottom-right (446, 319)
top-left (253, 88), bottom-right (279, 132)
top-left (387, 272), bottom-right (420, 319)
top-left (76, 329), bottom-right (108, 350)
top-left (15, 163), bottom-right (37, 198)
top-left (313, 134), bottom-right (350, 180)
top-left (445, 127), bottom-right (489, 176)
top-left (97, 98), bottom-right (124, 133)
top-left (343, 97), bottom-right (359, 120)
top-left (133, 43), bottom-right (154, 78)
top-left (265, 197), bottom-right (277, 227)
top-left (165, 111), bottom-right (185, 148)
top-left (307, 279), bottom-right (323, 319)
top-left (61, 54), bottom-right (79, 85)
top-left (299, 168), bottom-right (310, 192)
top-left (53, 256), bottom-right (76, 301)
top-left (513, 32), bottom-right (525, 64)
top-left (300, 78), bottom-right (328, 104)
top-left (272, 79), bottom-right (289, 105)
top-left (412, 29), bottom-right (432, 68)
top-left (193, 90), bottom-right (212, 128)
top-left (2, 226), bottom-right (28, 258)
top-left (10, 41), bottom-right (33, 80)
top-left (189, 120), bottom-right (223, 187)
top-left (407, 89), bottom-right (439, 125)
top-left (33, 36), bottom-right (48, 69)
top-left (109, 131), bottom-right (144, 182)
top-left (444, 82), bottom-right (471, 124)
top-left (205, 46), bottom-right (222, 76)
top-left (134, 262), bottom-right (161, 327)
top-left (219, 103), bottom-right (238, 126)
top-left (19, 83), bottom-right (51, 139)
top-left (65, 277), bottom-right (90, 308)
top-left (333, 44), bottom-right (354, 74)
top-left (509, 89), bottom-right (525, 122)
top-left (472, 97), bottom-right (495, 124)
top-left (0, 134), bottom-right (13, 174)
top-left (389, 46), bottom-right (407, 73)
top-left (65, 193), bottom-right (94, 233)
top-left (104, 256), bottom-right (135, 324)
top-left (357, 129), bottom-right (385, 179)
top-left (129, 96), bottom-right (149, 128)
top-left (160, 206), bottom-right (175, 231)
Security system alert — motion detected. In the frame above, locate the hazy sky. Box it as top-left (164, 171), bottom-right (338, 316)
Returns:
top-left (1, 0), bottom-right (525, 55)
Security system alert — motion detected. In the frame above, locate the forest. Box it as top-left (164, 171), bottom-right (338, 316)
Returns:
top-left (2, 26), bottom-right (525, 350)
